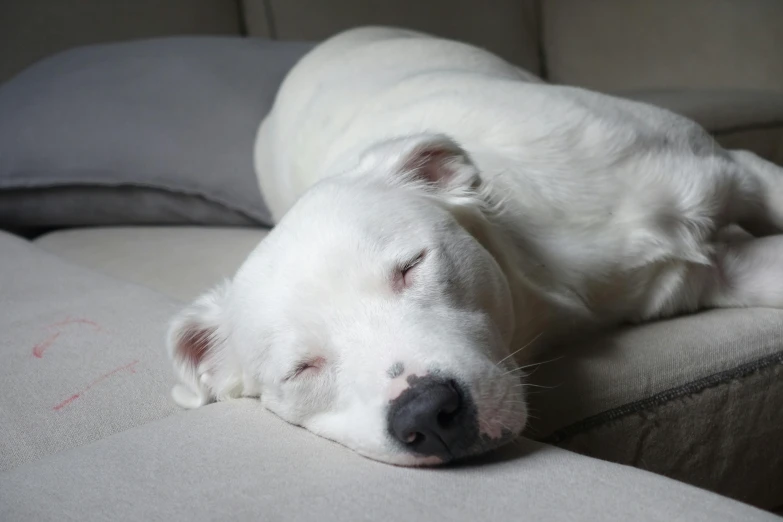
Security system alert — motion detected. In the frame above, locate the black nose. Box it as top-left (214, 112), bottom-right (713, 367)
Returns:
top-left (388, 375), bottom-right (478, 460)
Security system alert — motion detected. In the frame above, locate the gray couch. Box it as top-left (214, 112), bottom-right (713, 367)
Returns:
top-left (1, 1), bottom-right (782, 520)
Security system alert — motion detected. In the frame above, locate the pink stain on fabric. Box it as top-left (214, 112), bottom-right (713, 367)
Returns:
top-left (50, 318), bottom-right (102, 330)
top-left (52, 360), bottom-right (140, 411)
top-left (32, 317), bottom-right (102, 358)
top-left (32, 332), bottom-right (61, 358)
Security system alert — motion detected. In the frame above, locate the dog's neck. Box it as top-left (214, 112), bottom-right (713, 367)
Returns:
top-left (449, 190), bottom-right (555, 363)
top-left (451, 171), bottom-right (597, 363)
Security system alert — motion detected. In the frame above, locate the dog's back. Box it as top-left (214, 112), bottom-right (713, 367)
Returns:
top-left (254, 27), bottom-right (713, 227)
top-left (254, 27), bottom-right (540, 221)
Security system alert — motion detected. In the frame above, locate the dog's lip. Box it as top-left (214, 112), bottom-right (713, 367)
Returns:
top-left (356, 447), bottom-right (446, 467)
top-left (297, 413), bottom-right (449, 467)
top-left (469, 364), bottom-right (527, 440)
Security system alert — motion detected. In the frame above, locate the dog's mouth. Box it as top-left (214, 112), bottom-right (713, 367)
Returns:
top-left (356, 428), bottom-right (522, 468)
top-left (456, 384), bottom-right (527, 463)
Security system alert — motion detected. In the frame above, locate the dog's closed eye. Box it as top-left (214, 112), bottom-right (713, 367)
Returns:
top-left (396, 251), bottom-right (427, 290)
top-left (285, 356), bottom-right (326, 381)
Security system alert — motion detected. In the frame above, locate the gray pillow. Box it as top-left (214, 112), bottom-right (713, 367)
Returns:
top-left (0, 36), bottom-right (314, 230)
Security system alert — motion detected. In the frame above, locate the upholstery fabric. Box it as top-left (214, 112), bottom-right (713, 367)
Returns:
top-left (0, 187), bottom-right (259, 231)
top-left (1, 400), bottom-right (778, 522)
top-left (33, 226), bottom-right (783, 510)
top-left (3, 230), bottom-right (778, 521)
top-left (525, 309), bottom-right (783, 509)
top-left (548, 360), bottom-right (783, 510)
top-left (244, 0), bottom-right (542, 74)
top-left (240, 0), bottom-right (272, 38)
top-left (35, 227), bottom-right (268, 302)
top-left (543, 0), bottom-right (783, 92)
top-left (0, 37), bottom-right (314, 230)
top-left (716, 127), bottom-right (783, 168)
top-left (0, 231), bottom-right (180, 471)
top-left (619, 89), bottom-right (783, 135)
top-left (0, 0), bottom-right (242, 83)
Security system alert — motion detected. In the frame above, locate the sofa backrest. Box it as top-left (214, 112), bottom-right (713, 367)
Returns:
top-left (542, 0), bottom-right (783, 92)
top-left (0, 0), bottom-right (243, 82)
top-left (2, 0), bottom-right (782, 93)
top-left (241, 0), bottom-right (542, 75)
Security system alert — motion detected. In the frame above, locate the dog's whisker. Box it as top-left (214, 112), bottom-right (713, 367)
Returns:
top-left (501, 355), bottom-right (564, 376)
top-left (524, 365), bottom-right (543, 379)
top-left (511, 382), bottom-right (560, 389)
top-left (494, 331), bottom-right (544, 367)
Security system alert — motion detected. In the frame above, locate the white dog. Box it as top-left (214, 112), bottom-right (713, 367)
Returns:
top-left (166, 27), bottom-right (783, 466)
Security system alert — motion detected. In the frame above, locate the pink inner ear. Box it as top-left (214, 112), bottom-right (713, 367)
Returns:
top-left (177, 325), bottom-right (215, 369)
top-left (403, 147), bottom-right (457, 185)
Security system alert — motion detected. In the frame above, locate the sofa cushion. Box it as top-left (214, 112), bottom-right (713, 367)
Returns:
top-left (0, 0), bottom-right (243, 82)
top-left (5, 229), bottom-right (777, 521)
top-left (542, 0), bottom-right (783, 93)
top-left (1, 400), bottom-right (778, 522)
top-left (620, 89), bottom-right (783, 165)
top-left (32, 225), bottom-right (783, 509)
top-left (0, 37), bottom-right (314, 231)
top-left (0, 231), bottom-right (182, 471)
top-left (247, 0), bottom-right (542, 74)
top-left (35, 227), bottom-right (268, 302)
top-left (525, 308), bottom-right (783, 510)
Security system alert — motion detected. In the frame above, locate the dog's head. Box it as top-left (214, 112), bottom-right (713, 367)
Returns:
top-left (167, 133), bottom-right (528, 465)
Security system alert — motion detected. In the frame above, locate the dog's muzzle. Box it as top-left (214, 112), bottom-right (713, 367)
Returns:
top-left (387, 374), bottom-right (479, 461)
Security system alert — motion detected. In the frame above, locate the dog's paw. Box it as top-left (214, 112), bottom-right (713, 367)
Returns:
top-left (171, 383), bottom-right (209, 409)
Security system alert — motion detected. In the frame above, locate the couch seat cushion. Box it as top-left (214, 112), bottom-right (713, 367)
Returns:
top-left (33, 225), bottom-right (783, 509)
top-left (35, 227), bottom-right (267, 302)
top-left (0, 231), bottom-right (183, 471)
top-left (525, 308), bottom-right (783, 510)
top-left (2, 400), bottom-right (778, 522)
top-left (5, 231), bottom-right (779, 522)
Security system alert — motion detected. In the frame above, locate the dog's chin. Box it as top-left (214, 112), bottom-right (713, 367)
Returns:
top-left (353, 430), bottom-right (522, 467)
top-left (357, 450), bottom-right (446, 467)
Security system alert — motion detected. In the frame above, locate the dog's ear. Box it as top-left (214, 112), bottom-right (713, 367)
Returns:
top-left (361, 133), bottom-right (481, 193)
top-left (166, 281), bottom-right (243, 409)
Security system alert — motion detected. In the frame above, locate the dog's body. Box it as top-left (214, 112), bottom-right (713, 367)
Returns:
top-left (168, 27), bottom-right (783, 466)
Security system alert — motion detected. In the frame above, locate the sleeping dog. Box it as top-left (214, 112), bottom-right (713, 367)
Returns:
top-left (166, 27), bottom-right (783, 466)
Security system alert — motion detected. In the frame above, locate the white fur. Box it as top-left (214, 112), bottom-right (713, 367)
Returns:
top-left (167, 27), bottom-right (783, 466)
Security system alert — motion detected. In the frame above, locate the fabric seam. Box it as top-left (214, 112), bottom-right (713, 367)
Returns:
top-left (0, 181), bottom-right (271, 226)
top-left (541, 350), bottom-right (783, 444)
